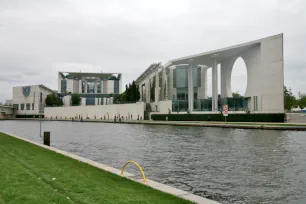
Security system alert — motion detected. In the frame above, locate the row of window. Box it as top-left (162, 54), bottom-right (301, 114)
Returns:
top-left (13, 103), bottom-right (35, 111)
top-left (62, 80), bottom-right (120, 94)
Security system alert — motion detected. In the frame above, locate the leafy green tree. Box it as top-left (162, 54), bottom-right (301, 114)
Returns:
top-left (114, 81), bottom-right (140, 103)
top-left (298, 92), bottom-right (306, 109)
top-left (232, 91), bottom-right (242, 98)
top-left (71, 93), bottom-right (81, 106)
top-left (136, 85), bottom-right (140, 101)
top-left (45, 93), bottom-right (63, 106)
top-left (284, 86), bottom-right (297, 110)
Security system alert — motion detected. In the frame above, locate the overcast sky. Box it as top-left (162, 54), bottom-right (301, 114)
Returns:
top-left (1, 0), bottom-right (305, 103)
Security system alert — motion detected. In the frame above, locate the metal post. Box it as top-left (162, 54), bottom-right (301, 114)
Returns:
top-left (39, 113), bottom-right (42, 138)
top-left (43, 131), bottom-right (50, 146)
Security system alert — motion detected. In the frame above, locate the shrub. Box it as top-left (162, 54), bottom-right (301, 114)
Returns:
top-left (151, 113), bottom-right (285, 122)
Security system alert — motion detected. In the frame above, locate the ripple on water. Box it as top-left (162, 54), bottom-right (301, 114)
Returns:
top-left (1, 121), bottom-right (306, 204)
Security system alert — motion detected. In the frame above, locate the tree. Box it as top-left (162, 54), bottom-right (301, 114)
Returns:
top-left (45, 93), bottom-right (63, 106)
top-left (232, 91), bottom-right (241, 98)
top-left (284, 86), bottom-right (297, 110)
top-left (71, 93), bottom-right (81, 106)
top-left (114, 80), bottom-right (140, 103)
top-left (298, 92), bottom-right (306, 109)
top-left (136, 85), bottom-right (140, 101)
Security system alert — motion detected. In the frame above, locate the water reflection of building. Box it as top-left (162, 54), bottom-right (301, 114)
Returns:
top-left (136, 34), bottom-right (284, 114)
top-left (58, 72), bottom-right (122, 106)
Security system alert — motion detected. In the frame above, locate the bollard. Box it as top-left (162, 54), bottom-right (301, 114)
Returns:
top-left (44, 131), bottom-right (50, 146)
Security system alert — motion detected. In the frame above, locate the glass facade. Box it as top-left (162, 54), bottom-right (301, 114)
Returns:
top-left (13, 104), bottom-right (19, 110)
top-left (173, 97), bottom-right (249, 112)
top-left (61, 80), bottom-right (67, 93)
top-left (114, 80), bottom-right (119, 94)
top-left (219, 97), bottom-right (249, 111)
top-left (172, 100), bottom-right (188, 112)
top-left (97, 81), bottom-right (102, 93)
top-left (82, 81), bottom-right (85, 93)
top-left (86, 97), bottom-right (95, 105)
top-left (87, 81), bottom-right (95, 93)
top-left (173, 65), bottom-right (201, 89)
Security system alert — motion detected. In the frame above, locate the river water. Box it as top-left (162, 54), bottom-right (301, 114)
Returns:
top-left (1, 120), bottom-right (306, 204)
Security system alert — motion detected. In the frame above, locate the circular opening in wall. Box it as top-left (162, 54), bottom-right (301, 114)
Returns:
top-left (231, 57), bottom-right (247, 96)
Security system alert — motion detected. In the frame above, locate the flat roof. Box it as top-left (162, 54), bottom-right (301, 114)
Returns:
top-left (13, 84), bottom-right (55, 94)
top-left (136, 33), bottom-right (283, 83)
top-left (59, 72), bottom-right (121, 79)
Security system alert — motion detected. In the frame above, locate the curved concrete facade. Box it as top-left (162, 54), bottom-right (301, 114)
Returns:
top-left (136, 34), bottom-right (284, 113)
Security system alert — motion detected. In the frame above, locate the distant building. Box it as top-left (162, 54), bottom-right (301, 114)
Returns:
top-left (58, 72), bottom-right (122, 106)
top-left (5, 99), bottom-right (12, 106)
top-left (12, 85), bottom-right (55, 117)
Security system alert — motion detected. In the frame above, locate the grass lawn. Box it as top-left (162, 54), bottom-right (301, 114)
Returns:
top-left (0, 132), bottom-right (193, 204)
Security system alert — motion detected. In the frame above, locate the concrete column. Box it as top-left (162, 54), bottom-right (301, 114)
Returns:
top-left (212, 55), bottom-right (218, 111)
top-left (161, 68), bottom-right (165, 101)
top-left (79, 80), bottom-right (82, 93)
top-left (155, 70), bottom-right (159, 102)
top-left (203, 68), bottom-right (208, 99)
top-left (220, 58), bottom-right (236, 98)
top-left (146, 81), bottom-right (150, 103)
top-left (84, 79), bottom-right (88, 93)
top-left (94, 80), bottom-right (97, 93)
top-left (188, 60), bottom-right (194, 112)
top-left (139, 85), bottom-right (142, 101)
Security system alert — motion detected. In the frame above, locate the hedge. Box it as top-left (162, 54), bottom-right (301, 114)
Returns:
top-left (15, 115), bottom-right (45, 119)
top-left (151, 113), bottom-right (285, 122)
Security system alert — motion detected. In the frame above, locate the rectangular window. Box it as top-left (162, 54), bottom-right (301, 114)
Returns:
top-left (194, 87), bottom-right (198, 100)
top-left (32, 103), bottom-right (34, 110)
top-left (97, 81), bottom-right (101, 93)
top-left (13, 104), bottom-right (19, 110)
top-left (21, 104), bottom-right (24, 110)
top-left (114, 80), bottom-right (119, 94)
top-left (177, 88), bottom-right (188, 100)
top-left (26, 103), bottom-right (30, 110)
top-left (61, 80), bottom-right (67, 93)
top-left (175, 66), bottom-right (188, 88)
top-left (173, 69), bottom-right (176, 88)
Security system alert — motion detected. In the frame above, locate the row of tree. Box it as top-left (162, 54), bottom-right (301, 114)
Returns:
top-left (45, 93), bottom-right (81, 106)
top-left (114, 81), bottom-right (140, 103)
top-left (284, 86), bottom-right (306, 110)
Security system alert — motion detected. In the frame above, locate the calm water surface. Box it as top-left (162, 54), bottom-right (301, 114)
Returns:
top-left (1, 120), bottom-right (306, 204)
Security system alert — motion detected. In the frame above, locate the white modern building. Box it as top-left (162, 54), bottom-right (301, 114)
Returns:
top-left (12, 85), bottom-right (55, 117)
top-left (136, 34), bottom-right (284, 114)
top-left (58, 72), bottom-right (122, 106)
